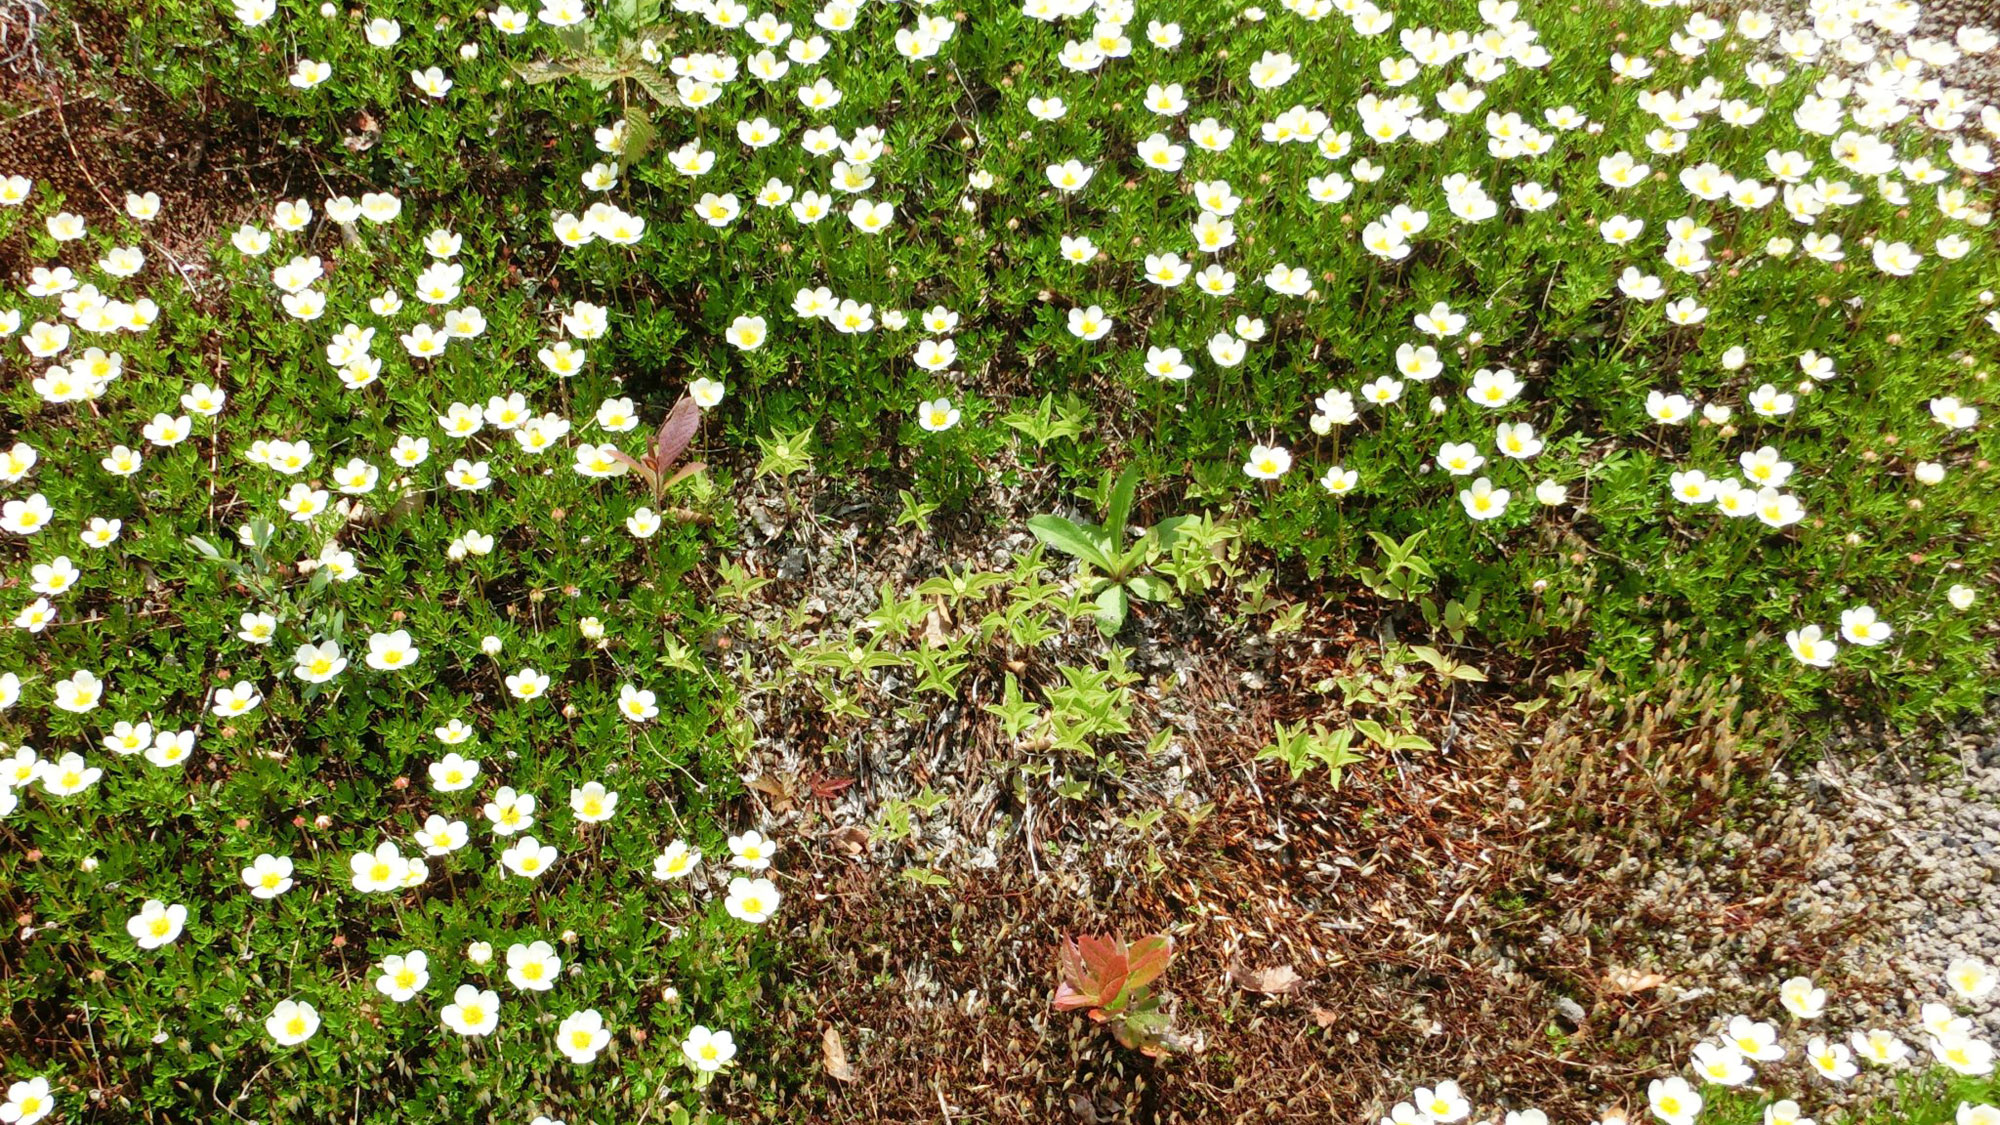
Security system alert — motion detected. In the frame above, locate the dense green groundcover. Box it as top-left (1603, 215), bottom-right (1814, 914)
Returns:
top-left (103, 0), bottom-right (2000, 720)
top-left (2, 0), bottom-right (2000, 1119)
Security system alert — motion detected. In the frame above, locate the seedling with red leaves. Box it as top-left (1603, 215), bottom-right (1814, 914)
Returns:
top-left (1053, 933), bottom-right (1175, 1057)
top-left (607, 393), bottom-right (707, 506)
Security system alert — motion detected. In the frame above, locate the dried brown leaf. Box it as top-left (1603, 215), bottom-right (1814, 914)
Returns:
top-left (822, 1025), bottom-right (856, 1083)
top-left (1230, 961), bottom-right (1305, 995)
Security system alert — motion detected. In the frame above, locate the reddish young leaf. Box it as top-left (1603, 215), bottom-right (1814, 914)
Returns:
top-left (603, 448), bottom-right (658, 494)
top-left (655, 393), bottom-right (701, 475)
top-left (1122, 935), bottom-right (1173, 994)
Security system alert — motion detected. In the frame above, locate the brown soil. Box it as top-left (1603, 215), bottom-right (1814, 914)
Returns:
top-left (688, 469), bottom-right (1873, 1125)
top-left (0, 2), bottom-right (330, 286)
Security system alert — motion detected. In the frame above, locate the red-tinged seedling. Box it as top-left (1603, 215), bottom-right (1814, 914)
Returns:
top-left (606, 393), bottom-right (708, 508)
top-left (1053, 933), bottom-right (1175, 1057)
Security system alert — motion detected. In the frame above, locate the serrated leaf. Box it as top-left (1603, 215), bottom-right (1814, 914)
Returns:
top-left (633, 68), bottom-right (685, 108)
top-left (511, 57), bottom-right (579, 85)
top-left (621, 103), bottom-right (656, 166)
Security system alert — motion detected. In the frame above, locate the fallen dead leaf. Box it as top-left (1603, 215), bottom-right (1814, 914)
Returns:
top-left (828, 825), bottom-right (871, 856)
top-left (747, 774), bottom-right (795, 814)
top-left (822, 1025), bottom-right (856, 1082)
top-left (1230, 961), bottom-right (1305, 995)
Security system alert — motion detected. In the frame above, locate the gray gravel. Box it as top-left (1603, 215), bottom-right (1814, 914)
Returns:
top-left (1805, 737), bottom-right (2000, 1048)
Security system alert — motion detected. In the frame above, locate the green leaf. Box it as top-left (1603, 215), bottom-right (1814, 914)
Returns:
top-left (1150, 514), bottom-right (1195, 554)
top-left (620, 103), bottom-right (657, 167)
top-left (1352, 718), bottom-right (1392, 750)
top-left (1126, 574), bottom-right (1173, 603)
top-left (1093, 584), bottom-right (1129, 636)
top-left (1103, 464), bottom-right (1140, 544)
top-left (1028, 515), bottom-right (1114, 572)
top-left (511, 57), bottom-right (579, 85)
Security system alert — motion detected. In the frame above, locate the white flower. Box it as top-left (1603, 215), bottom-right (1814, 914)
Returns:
top-left (538, 0), bottom-right (587, 26)
top-left (558, 1009), bottom-right (612, 1064)
top-left (1850, 1029), bottom-right (1910, 1067)
top-left (1780, 975), bottom-right (1827, 1017)
top-left (500, 834), bottom-right (558, 878)
top-left (506, 667), bottom-right (550, 700)
top-left (410, 66), bottom-right (453, 98)
top-left (1649, 1077), bottom-right (1702, 1125)
top-left (266, 999), bottom-right (321, 1046)
top-left (364, 629), bottom-right (419, 672)
top-left (1413, 301), bottom-right (1466, 337)
top-left (1932, 1032), bottom-right (1997, 1076)
top-left (1786, 626), bottom-right (1837, 667)
top-left (1436, 442), bottom-right (1485, 476)
top-left (441, 984), bottom-right (501, 1036)
top-left (619, 683), bottom-right (659, 722)
top-left (428, 753), bottom-right (480, 792)
top-left (485, 786), bottom-right (537, 835)
top-left (1805, 1036), bottom-right (1858, 1081)
top-left (0, 1077), bottom-right (54, 1125)
top-left (210, 681), bottom-right (262, 717)
top-left (375, 951), bottom-right (430, 1002)
top-left (691, 377), bottom-right (727, 409)
top-left (53, 669), bottom-right (104, 713)
top-left (507, 940), bottom-right (562, 991)
top-left (1725, 1015), bottom-right (1786, 1061)
top-left (652, 840), bottom-right (701, 880)
top-left (349, 841), bottom-right (412, 893)
top-left (1931, 397), bottom-right (1980, 429)
top-left (1463, 368), bottom-right (1522, 409)
top-left (1460, 477), bottom-right (1511, 520)
top-left (241, 854), bottom-right (295, 899)
top-left (1243, 445), bottom-right (1291, 480)
top-left (1067, 305), bottom-right (1112, 341)
top-left (682, 1025), bottom-right (737, 1072)
top-left (917, 398), bottom-right (961, 433)
top-left (1691, 1041), bottom-right (1754, 1086)
top-left (1320, 466), bottom-right (1359, 495)
top-left (414, 815), bottom-right (469, 855)
top-left (570, 781), bottom-right (619, 823)
top-left (729, 830), bottom-right (776, 870)
top-left (293, 640), bottom-right (347, 683)
top-left (1948, 959), bottom-right (1997, 1000)
top-left (126, 899), bottom-right (188, 948)
top-left (146, 729), bottom-right (196, 769)
top-left (1415, 1082), bottom-right (1470, 1123)
top-left (1838, 606), bottom-right (1892, 647)
top-left (1871, 240), bottom-right (1922, 276)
